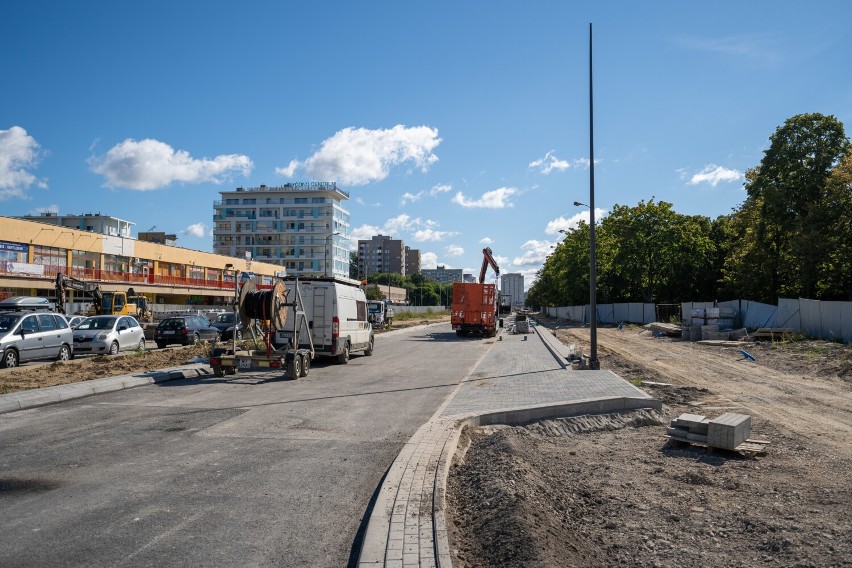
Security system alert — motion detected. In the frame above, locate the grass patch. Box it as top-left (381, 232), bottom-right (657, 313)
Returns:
top-left (394, 309), bottom-right (450, 322)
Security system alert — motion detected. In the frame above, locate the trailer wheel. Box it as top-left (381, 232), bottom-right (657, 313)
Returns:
top-left (226, 367), bottom-right (237, 376)
top-left (289, 355), bottom-right (302, 379)
top-left (299, 353), bottom-right (310, 377)
top-left (213, 367), bottom-right (225, 378)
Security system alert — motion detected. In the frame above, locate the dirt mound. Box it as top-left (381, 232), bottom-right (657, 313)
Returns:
top-left (447, 321), bottom-right (852, 567)
top-left (0, 344), bottom-right (211, 394)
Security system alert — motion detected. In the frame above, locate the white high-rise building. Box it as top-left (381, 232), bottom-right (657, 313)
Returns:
top-left (213, 183), bottom-right (350, 278)
top-left (501, 273), bottom-right (525, 307)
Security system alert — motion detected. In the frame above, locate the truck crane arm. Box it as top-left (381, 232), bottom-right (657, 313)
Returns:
top-left (478, 247), bottom-right (500, 284)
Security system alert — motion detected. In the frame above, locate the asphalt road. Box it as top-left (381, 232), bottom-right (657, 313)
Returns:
top-left (0, 323), bottom-right (489, 567)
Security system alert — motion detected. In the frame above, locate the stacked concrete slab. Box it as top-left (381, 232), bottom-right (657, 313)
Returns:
top-left (667, 412), bottom-right (751, 450)
top-left (707, 412), bottom-right (752, 450)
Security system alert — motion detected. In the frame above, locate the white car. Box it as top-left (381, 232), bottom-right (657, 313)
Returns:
top-left (73, 315), bottom-right (145, 355)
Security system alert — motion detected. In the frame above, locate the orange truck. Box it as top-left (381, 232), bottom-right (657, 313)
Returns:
top-left (451, 282), bottom-right (497, 337)
top-left (452, 247), bottom-right (501, 337)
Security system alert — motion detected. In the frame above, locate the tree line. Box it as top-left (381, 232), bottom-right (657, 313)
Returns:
top-left (526, 113), bottom-right (852, 308)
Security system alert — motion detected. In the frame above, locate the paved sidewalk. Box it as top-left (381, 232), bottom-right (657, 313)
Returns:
top-left (0, 363), bottom-right (213, 415)
top-left (358, 323), bottom-right (661, 567)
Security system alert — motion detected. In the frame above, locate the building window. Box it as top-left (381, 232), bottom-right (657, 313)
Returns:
top-left (33, 245), bottom-right (67, 269)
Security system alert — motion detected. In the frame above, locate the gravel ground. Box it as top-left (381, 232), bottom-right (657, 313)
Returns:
top-left (446, 320), bottom-right (852, 567)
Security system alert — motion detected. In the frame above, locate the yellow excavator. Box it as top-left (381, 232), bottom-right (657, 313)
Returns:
top-left (55, 273), bottom-right (152, 321)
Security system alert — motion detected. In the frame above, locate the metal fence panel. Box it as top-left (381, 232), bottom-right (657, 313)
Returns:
top-left (644, 303), bottom-right (656, 323)
top-left (819, 301), bottom-right (851, 343)
top-left (742, 301), bottom-right (777, 329)
top-left (613, 303), bottom-right (629, 322)
top-left (597, 304), bottom-right (615, 324)
top-left (799, 298), bottom-right (822, 338)
top-left (777, 298), bottom-right (802, 330)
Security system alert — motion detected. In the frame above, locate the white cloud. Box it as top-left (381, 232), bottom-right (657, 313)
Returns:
top-left (529, 150), bottom-right (570, 174)
top-left (349, 215), bottom-right (453, 249)
top-left (413, 228), bottom-right (457, 242)
top-left (452, 187), bottom-right (517, 208)
top-left (512, 239), bottom-right (556, 267)
top-left (355, 197), bottom-right (365, 205)
top-left (445, 244), bottom-right (464, 257)
top-left (279, 125), bottom-right (441, 186)
top-left (479, 237), bottom-right (493, 245)
top-left (0, 126), bottom-right (47, 200)
top-left (29, 204), bottom-right (59, 215)
top-left (183, 222), bottom-right (207, 238)
top-left (572, 157), bottom-right (601, 170)
top-left (493, 255), bottom-right (509, 266)
top-left (400, 183), bottom-right (452, 205)
top-left (275, 159), bottom-right (299, 178)
top-left (687, 164), bottom-right (743, 187)
top-left (544, 208), bottom-right (608, 234)
top-left (421, 252), bottom-right (439, 269)
top-left (89, 138), bottom-right (253, 190)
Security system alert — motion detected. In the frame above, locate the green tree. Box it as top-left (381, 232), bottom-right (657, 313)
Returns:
top-left (727, 113), bottom-right (850, 300)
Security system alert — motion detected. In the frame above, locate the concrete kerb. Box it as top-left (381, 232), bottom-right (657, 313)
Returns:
top-left (0, 363), bottom-right (213, 415)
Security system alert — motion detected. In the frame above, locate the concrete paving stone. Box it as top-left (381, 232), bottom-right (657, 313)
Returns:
top-left (387, 539), bottom-right (404, 551)
top-left (402, 553), bottom-right (418, 565)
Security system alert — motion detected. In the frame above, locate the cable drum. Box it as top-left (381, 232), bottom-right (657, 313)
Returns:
top-left (238, 280), bottom-right (288, 330)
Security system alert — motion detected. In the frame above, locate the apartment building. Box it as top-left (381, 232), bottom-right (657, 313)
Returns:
top-left (358, 235), bottom-right (405, 278)
top-left (213, 182), bottom-right (350, 278)
top-left (421, 265), bottom-right (464, 284)
top-left (501, 272), bottom-right (526, 306)
top-left (404, 246), bottom-right (421, 276)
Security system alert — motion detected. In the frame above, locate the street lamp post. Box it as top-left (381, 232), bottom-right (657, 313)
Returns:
top-left (225, 263), bottom-right (237, 353)
top-left (325, 232), bottom-right (340, 278)
top-left (573, 200), bottom-right (598, 369)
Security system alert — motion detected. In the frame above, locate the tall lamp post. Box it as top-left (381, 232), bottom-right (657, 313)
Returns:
top-left (325, 232), bottom-right (340, 278)
top-left (574, 208), bottom-right (598, 367)
top-left (225, 263), bottom-right (237, 353)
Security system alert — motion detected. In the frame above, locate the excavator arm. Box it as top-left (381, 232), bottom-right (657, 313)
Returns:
top-left (478, 247), bottom-right (500, 284)
top-left (55, 273), bottom-right (103, 315)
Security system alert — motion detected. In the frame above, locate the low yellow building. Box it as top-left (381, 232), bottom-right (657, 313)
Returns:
top-left (0, 216), bottom-right (283, 310)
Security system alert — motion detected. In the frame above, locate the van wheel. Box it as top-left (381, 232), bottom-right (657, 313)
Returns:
top-left (2, 348), bottom-right (19, 368)
top-left (336, 342), bottom-right (350, 364)
top-left (57, 344), bottom-right (71, 362)
top-left (365, 336), bottom-right (374, 356)
top-left (109, 341), bottom-right (120, 356)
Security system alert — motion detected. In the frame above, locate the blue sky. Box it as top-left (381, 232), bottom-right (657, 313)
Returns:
top-left (2, 1), bottom-right (850, 287)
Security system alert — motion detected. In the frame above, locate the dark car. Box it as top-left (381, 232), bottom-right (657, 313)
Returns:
top-left (154, 315), bottom-right (220, 348)
top-left (210, 312), bottom-right (243, 341)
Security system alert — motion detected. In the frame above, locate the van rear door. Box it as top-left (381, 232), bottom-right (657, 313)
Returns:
top-left (311, 286), bottom-right (329, 347)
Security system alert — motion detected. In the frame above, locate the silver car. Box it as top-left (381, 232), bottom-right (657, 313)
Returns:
top-left (0, 311), bottom-right (74, 368)
top-left (73, 315), bottom-right (145, 356)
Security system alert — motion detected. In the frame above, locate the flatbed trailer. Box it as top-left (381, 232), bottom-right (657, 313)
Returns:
top-left (209, 276), bottom-right (315, 379)
top-left (210, 346), bottom-right (312, 378)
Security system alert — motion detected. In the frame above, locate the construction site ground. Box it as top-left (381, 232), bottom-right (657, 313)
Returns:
top-left (447, 319), bottom-right (852, 568)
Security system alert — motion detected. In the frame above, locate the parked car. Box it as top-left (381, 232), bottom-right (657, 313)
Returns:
top-left (210, 312), bottom-right (243, 341)
top-left (73, 315), bottom-right (145, 356)
top-left (0, 311), bottom-right (74, 368)
top-left (154, 315), bottom-right (220, 348)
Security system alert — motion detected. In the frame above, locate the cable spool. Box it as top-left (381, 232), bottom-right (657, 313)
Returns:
top-left (238, 280), bottom-right (289, 330)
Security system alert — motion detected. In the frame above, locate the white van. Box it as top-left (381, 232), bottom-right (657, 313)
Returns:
top-left (274, 276), bottom-right (374, 364)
